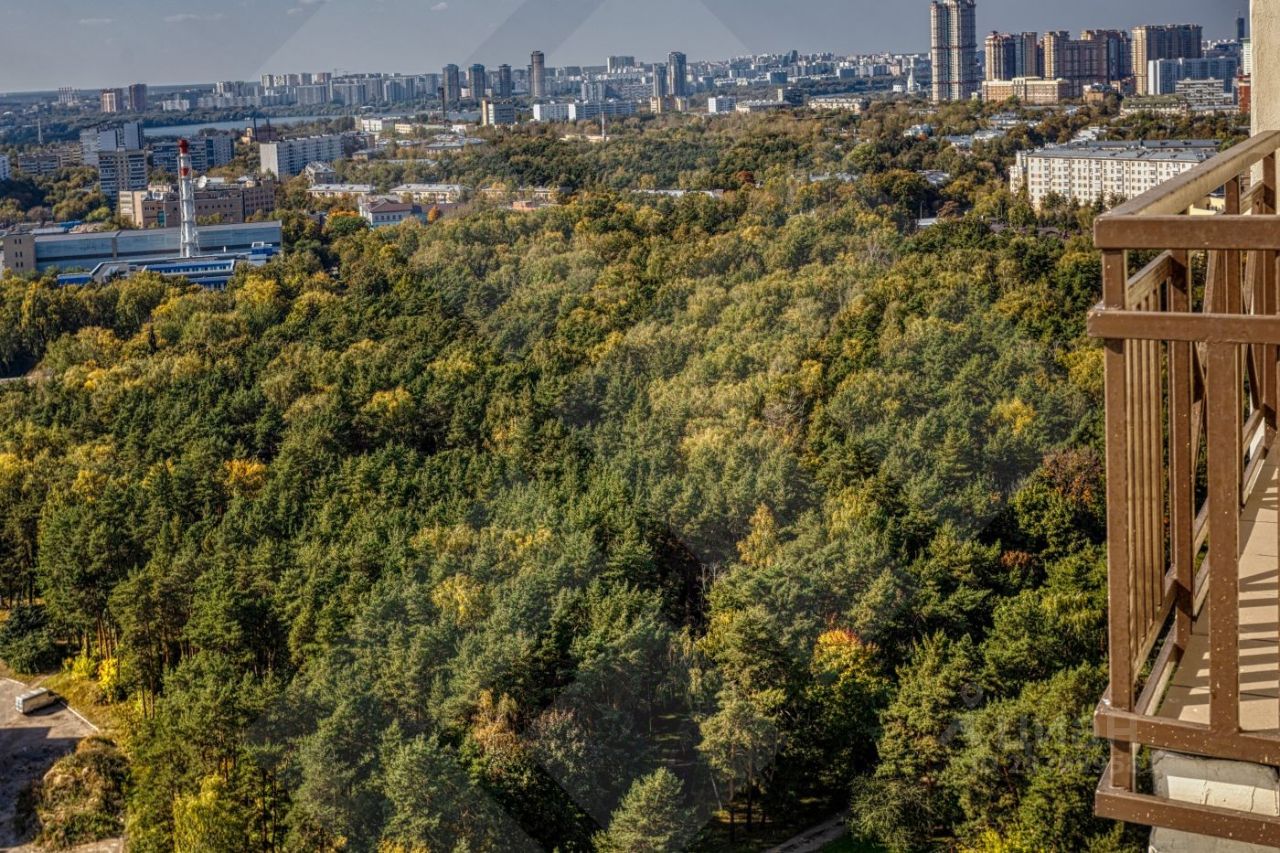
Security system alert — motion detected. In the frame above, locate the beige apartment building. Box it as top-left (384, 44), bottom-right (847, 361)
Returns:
top-left (119, 179), bottom-right (277, 228)
top-left (982, 77), bottom-right (1073, 105)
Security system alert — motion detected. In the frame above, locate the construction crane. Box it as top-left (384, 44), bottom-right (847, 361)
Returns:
top-left (177, 138), bottom-right (200, 259)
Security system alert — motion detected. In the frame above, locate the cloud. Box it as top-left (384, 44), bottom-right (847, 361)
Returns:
top-left (78, 17), bottom-right (114, 26)
top-left (431, 1), bottom-right (448, 9)
top-left (164, 13), bottom-right (225, 23)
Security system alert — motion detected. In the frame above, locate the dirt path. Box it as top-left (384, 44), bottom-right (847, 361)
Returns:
top-left (764, 814), bottom-right (849, 853)
top-left (0, 677), bottom-right (121, 852)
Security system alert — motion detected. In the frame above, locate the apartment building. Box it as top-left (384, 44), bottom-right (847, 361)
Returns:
top-left (1132, 24), bottom-right (1204, 94)
top-left (119, 178), bottom-right (277, 228)
top-left (259, 134), bottom-right (346, 178)
top-left (982, 77), bottom-right (1074, 105)
top-left (98, 150), bottom-right (149, 207)
top-left (930, 0), bottom-right (979, 102)
top-left (1010, 139), bottom-right (1218, 208)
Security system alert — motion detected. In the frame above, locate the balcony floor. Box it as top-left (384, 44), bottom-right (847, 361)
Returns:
top-left (1160, 458), bottom-right (1280, 732)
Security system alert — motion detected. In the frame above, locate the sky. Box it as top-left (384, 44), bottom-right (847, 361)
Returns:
top-left (0, 0), bottom-right (1244, 92)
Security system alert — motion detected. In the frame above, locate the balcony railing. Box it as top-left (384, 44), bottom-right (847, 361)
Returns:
top-left (1088, 129), bottom-right (1280, 843)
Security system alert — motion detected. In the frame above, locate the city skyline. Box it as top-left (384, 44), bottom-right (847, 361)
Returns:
top-left (0, 0), bottom-right (1242, 92)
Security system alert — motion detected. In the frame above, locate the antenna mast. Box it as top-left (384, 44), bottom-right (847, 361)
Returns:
top-left (177, 138), bottom-right (200, 259)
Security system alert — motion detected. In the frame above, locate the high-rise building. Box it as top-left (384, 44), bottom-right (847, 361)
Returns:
top-left (497, 64), bottom-right (514, 98)
top-left (667, 52), bottom-right (688, 97)
top-left (442, 64), bottom-right (461, 106)
top-left (150, 134), bottom-right (237, 175)
top-left (80, 121), bottom-right (144, 167)
top-left (0, 155), bottom-right (10, 183)
top-left (1082, 30), bottom-right (1134, 83)
top-left (1238, 14), bottom-right (1248, 42)
top-left (469, 64), bottom-right (487, 98)
top-left (1148, 56), bottom-right (1240, 95)
top-left (97, 149), bottom-right (149, 205)
top-left (607, 56), bottom-right (637, 73)
top-left (930, 0), bottom-right (979, 103)
top-left (1132, 24), bottom-right (1204, 94)
top-left (1043, 31), bottom-right (1112, 96)
top-left (100, 89), bottom-right (125, 113)
top-left (652, 64), bottom-right (669, 99)
top-left (985, 32), bottom-right (1040, 81)
top-left (530, 51), bottom-right (547, 100)
top-left (127, 83), bottom-right (148, 112)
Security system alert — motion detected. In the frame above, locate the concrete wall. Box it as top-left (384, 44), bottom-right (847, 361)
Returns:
top-left (1255, 0), bottom-right (1279, 134)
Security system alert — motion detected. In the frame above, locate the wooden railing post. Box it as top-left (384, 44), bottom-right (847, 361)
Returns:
top-left (1103, 249), bottom-right (1135, 789)
top-left (1169, 250), bottom-right (1194, 655)
top-left (1206, 340), bottom-right (1241, 737)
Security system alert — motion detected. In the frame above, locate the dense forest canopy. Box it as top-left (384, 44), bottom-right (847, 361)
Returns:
top-left (0, 101), bottom-right (1181, 851)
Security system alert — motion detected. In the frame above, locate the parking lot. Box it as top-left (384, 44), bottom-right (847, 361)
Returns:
top-left (0, 677), bottom-right (99, 850)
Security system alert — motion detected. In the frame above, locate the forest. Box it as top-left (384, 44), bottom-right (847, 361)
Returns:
top-left (0, 102), bottom-right (1214, 851)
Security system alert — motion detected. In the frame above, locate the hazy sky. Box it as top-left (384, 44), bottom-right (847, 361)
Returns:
top-left (0, 0), bottom-right (1243, 92)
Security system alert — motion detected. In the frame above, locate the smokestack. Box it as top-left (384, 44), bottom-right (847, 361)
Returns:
top-left (177, 138), bottom-right (200, 260)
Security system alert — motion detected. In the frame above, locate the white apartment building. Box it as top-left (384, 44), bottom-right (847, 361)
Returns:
top-left (260, 134), bottom-right (346, 178)
top-left (0, 154), bottom-right (9, 182)
top-left (306, 183), bottom-right (375, 200)
top-left (1010, 140), bottom-right (1220, 208)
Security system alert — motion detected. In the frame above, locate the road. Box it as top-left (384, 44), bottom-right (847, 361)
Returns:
top-left (0, 677), bottom-right (120, 852)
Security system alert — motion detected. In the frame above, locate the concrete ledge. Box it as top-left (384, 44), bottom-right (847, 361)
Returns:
top-left (1150, 750), bottom-right (1280, 852)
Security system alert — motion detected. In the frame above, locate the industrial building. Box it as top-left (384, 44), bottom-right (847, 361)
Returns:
top-left (0, 221), bottom-right (283, 277)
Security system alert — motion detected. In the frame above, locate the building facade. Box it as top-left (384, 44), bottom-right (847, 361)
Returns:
top-left (150, 134), bottom-right (237, 175)
top-left (259, 135), bottom-right (345, 178)
top-left (1148, 56), bottom-right (1240, 95)
top-left (1, 221), bottom-right (283, 276)
top-left (530, 51), bottom-right (547, 100)
top-left (931, 0), bottom-right (979, 102)
top-left (469, 64), bottom-right (487, 98)
top-left (98, 149), bottom-right (149, 206)
top-left (442, 65), bottom-right (461, 107)
top-left (1010, 139), bottom-right (1218, 208)
top-left (985, 32), bottom-right (1040, 81)
top-left (667, 52), bottom-right (688, 97)
top-left (1132, 24), bottom-right (1204, 94)
top-left (982, 76), bottom-right (1073, 104)
top-left (127, 83), bottom-right (148, 112)
top-left (119, 178), bottom-right (277, 228)
top-left (481, 99), bottom-right (518, 126)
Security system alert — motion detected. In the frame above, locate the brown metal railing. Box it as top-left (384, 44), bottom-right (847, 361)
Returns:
top-left (1089, 130), bottom-right (1280, 844)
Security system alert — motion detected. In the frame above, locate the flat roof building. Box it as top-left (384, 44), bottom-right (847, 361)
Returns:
top-left (259, 134), bottom-right (345, 178)
top-left (982, 76), bottom-right (1074, 105)
top-left (1, 221), bottom-right (283, 276)
top-left (1010, 139), bottom-right (1219, 208)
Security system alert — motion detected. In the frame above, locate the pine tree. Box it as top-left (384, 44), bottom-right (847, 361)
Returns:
top-left (594, 768), bottom-right (694, 853)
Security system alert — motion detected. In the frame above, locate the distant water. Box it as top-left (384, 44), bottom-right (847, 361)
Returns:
top-left (143, 115), bottom-right (343, 138)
